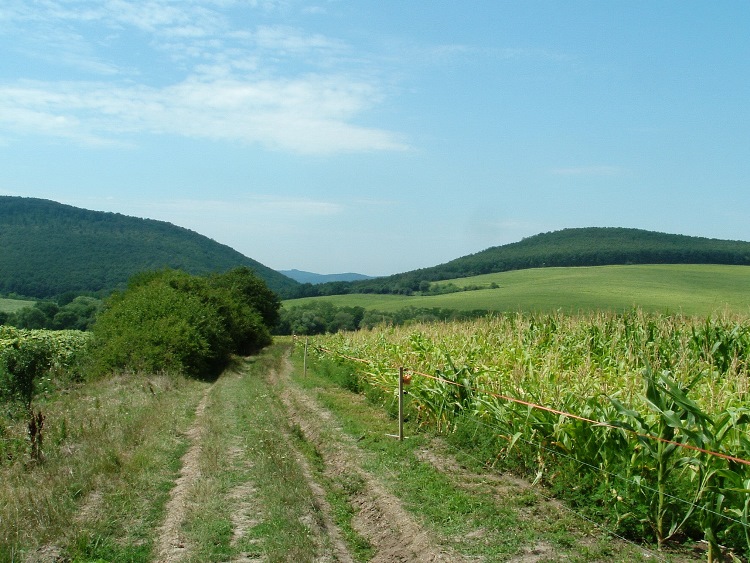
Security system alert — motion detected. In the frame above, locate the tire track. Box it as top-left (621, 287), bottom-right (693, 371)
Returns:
top-left (277, 355), bottom-right (466, 563)
top-left (154, 387), bottom-right (211, 563)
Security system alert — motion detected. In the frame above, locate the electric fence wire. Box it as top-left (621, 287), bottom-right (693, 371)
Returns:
top-left (307, 344), bottom-right (670, 560)
top-left (308, 341), bottom-right (750, 556)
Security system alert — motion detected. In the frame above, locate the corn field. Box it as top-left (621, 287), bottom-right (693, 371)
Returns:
top-left (311, 309), bottom-right (750, 561)
top-left (0, 326), bottom-right (91, 399)
top-left (1, 326), bottom-right (91, 461)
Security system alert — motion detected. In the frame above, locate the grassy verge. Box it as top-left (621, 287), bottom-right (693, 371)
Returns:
top-left (0, 372), bottom-right (207, 562)
top-left (290, 347), bottom-right (690, 562)
top-left (0, 345), bottom-right (344, 562)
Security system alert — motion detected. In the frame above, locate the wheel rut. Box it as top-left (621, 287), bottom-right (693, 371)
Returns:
top-left (154, 387), bottom-right (211, 563)
top-left (276, 354), bottom-right (467, 563)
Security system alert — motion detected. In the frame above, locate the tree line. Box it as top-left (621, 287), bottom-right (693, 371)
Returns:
top-left (0, 295), bottom-right (102, 331)
top-left (276, 301), bottom-right (490, 336)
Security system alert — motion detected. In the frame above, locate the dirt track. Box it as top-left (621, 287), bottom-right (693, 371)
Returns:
top-left (276, 355), bottom-right (464, 563)
top-left (153, 354), bottom-right (466, 562)
top-left (151, 349), bottom-right (675, 563)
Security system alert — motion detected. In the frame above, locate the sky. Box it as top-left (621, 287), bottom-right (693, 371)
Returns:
top-left (1, 1), bottom-right (749, 277)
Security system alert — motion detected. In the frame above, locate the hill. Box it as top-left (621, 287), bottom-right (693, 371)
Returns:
top-left (293, 227), bottom-right (750, 297)
top-left (283, 264), bottom-right (750, 318)
top-left (279, 269), bottom-right (374, 284)
top-left (0, 196), bottom-right (299, 298)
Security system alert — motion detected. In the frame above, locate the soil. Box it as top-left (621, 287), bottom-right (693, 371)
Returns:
top-left (154, 387), bottom-right (211, 563)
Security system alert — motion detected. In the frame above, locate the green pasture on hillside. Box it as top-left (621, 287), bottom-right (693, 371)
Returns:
top-left (283, 264), bottom-right (750, 317)
top-left (0, 297), bottom-right (34, 313)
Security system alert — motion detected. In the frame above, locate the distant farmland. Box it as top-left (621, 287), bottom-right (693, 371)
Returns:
top-left (0, 297), bottom-right (34, 313)
top-left (282, 264), bottom-right (750, 317)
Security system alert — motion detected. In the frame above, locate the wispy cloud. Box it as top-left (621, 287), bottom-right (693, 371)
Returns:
top-left (0, 75), bottom-right (408, 153)
top-left (0, 1), bottom-right (409, 154)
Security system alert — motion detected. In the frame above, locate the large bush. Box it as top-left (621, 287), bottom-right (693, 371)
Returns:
top-left (90, 268), bottom-right (278, 378)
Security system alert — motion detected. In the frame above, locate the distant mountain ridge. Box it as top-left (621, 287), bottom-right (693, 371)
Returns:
top-left (279, 269), bottom-right (374, 285)
top-left (291, 227), bottom-right (750, 297)
top-left (0, 196), bottom-right (299, 298)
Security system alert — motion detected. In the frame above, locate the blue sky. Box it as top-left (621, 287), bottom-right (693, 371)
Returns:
top-left (1, 1), bottom-right (749, 276)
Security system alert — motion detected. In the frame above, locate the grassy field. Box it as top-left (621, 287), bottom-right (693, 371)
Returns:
top-left (0, 297), bottom-right (34, 313)
top-left (284, 264), bottom-right (750, 317)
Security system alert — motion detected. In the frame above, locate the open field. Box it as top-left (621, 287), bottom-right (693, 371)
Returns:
top-left (0, 297), bottom-right (34, 313)
top-left (283, 264), bottom-right (750, 317)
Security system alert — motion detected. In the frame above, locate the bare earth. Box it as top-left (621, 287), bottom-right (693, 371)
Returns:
top-left (154, 387), bottom-right (211, 563)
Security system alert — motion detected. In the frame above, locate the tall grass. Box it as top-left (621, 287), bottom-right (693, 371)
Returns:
top-left (0, 371), bottom-right (206, 561)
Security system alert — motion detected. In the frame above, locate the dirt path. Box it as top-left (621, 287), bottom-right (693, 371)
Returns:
top-left (149, 348), bottom-right (669, 562)
top-left (276, 355), bottom-right (466, 563)
top-left (154, 387), bottom-right (211, 563)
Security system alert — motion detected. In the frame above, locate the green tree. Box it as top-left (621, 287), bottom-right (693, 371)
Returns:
top-left (14, 307), bottom-right (47, 329)
top-left (91, 272), bottom-right (231, 377)
top-left (90, 268), bottom-right (279, 377)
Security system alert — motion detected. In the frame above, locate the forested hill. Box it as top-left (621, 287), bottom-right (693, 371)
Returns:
top-left (296, 227), bottom-right (750, 297)
top-left (0, 196), bottom-right (299, 298)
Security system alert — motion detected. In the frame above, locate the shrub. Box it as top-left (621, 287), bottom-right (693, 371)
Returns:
top-left (91, 272), bottom-right (230, 377)
top-left (90, 268), bottom-right (279, 378)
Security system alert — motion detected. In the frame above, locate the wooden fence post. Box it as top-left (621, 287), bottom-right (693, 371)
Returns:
top-left (398, 366), bottom-right (404, 441)
top-left (303, 337), bottom-right (308, 377)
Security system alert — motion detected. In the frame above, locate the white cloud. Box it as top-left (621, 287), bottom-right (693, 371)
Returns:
top-left (0, 74), bottom-right (407, 153)
top-left (253, 25), bottom-right (345, 54)
top-left (0, 1), bottom-right (409, 154)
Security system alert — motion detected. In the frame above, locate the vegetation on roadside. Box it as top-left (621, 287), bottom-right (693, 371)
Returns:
top-left (0, 365), bottom-right (207, 561)
top-left (0, 266), bottom-right (283, 560)
top-left (1, 266), bottom-right (279, 468)
top-left (89, 267), bottom-right (279, 378)
top-left (291, 344), bottom-right (660, 562)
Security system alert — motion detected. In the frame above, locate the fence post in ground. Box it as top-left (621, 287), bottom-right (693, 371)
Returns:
top-left (398, 366), bottom-right (404, 441)
top-left (303, 337), bottom-right (308, 377)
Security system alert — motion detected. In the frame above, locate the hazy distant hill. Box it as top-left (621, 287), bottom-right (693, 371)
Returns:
top-left (0, 196), bottom-right (299, 298)
top-left (279, 269), bottom-right (374, 285)
top-left (295, 227), bottom-right (750, 297)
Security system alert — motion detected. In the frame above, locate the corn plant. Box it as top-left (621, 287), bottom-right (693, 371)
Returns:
top-left (312, 310), bottom-right (750, 557)
top-left (608, 365), bottom-right (710, 549)
top-left (686, 408), bottom-right (750, 562)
